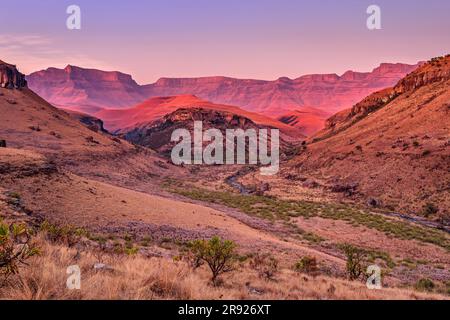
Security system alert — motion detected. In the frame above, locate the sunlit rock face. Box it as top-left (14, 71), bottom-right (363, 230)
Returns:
top-left (0, 60), bottom-right (27, 89)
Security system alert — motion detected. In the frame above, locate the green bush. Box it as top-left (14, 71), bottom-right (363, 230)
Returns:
top-left (342, 244), bottom-right (367, 281)
top-left (0, 220), bottom-right (39, 279)
top-left (422, 203), bottom-right (438, 217)
top-left (187, 236), bottom-right (237, 285)
top-left (40, 221), bottom-right (87, 247)
top-left (249, 252), bottom-right (279, 280)
top-left (415, 278), bottom-right (435, 292)
top-left (294, 256), bottom-right (318, 275)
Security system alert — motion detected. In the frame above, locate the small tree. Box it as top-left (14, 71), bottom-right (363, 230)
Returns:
top-left (294, 256), bottom-right (318, 276)
top-left (415, 278), bottom-right (435, 292)
top-left (422, 203), bottom-right (438, 217)
top-left (342, 244), bottom-right (367, 281)
top-left (249, 252), bottom-right (279, 280)
top-left (0, 220), bottom-right (39, 279)
top-left (188, 236), bottom-right (237, 285)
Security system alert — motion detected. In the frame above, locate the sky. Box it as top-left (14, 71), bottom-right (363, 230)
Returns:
top-left (1, 0), bottom-right (450, 84)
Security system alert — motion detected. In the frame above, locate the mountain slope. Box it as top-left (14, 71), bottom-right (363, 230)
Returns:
top-left (286, 56), bottom-right (450, 216)
top-left (277, 107), bottom-right (331, 136)
top-left (0, 62), bottom-right (133, 159)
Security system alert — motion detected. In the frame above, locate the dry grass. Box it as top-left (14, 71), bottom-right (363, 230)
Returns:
top-left (0, 235), bottom-right (446, 300)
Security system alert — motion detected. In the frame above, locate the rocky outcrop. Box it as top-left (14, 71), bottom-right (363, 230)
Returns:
top-left (122, 107), bottom-right (264, 156)
top-left (395, 56), bottom-right (450, 93)
top-left (0, 60), bottom-right (27, 89)
top-left (120, 107), bottom-right (292, 158)
top-left (66, 110), bottom-right (108, 133)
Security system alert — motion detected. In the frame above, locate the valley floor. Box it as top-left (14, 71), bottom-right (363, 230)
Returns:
top-left (0, 147), bottom-right (449, 299)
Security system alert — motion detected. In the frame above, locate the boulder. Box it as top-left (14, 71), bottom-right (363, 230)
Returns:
top-left (331, 182), bottom-right (358, 196)
top-left (367, 197), bottom-right (382, 208)
top-left (93, 263), bottom-right (115, 272)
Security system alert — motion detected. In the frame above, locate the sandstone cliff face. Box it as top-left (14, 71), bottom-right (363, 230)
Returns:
top-left (142, 63), bottom-right (419, 117)
top-left (27, 65), bottom-right (146, 113)
top-left (0, 60), bottom-right (27, 89)
top-left (396, 57), bottom-right (450, 93)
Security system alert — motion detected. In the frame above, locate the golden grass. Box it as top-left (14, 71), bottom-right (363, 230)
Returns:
top-left (0, 235), bottom-right (447, 300)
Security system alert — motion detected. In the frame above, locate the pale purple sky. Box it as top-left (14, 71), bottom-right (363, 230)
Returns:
top-left (1, 0), bottom-right (450, 83)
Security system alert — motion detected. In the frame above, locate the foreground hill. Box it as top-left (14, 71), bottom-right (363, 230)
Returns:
top-left (27, 63), bottom-right (419, 135)
top-left (0, 67), bottom-right (129, 160)
top-left (286, 55), bottom-right (450, 216)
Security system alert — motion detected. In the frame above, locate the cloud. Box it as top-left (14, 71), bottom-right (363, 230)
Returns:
top-left (0, 33), bottom-right (115, 74)
top-left (0, 34), bottom-right (52, 47)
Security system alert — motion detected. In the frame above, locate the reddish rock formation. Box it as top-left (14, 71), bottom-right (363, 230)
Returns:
top-left (27, 65), bottom-right (146, 113)
top-left (0, 60), bottom-right (27, 89)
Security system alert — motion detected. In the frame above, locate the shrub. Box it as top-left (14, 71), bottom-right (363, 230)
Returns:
top-left (40, 221), bottom-right (87, 246)
top-left (187, 236), bottom-right (237, 285)
top-left (415, 278), bottom-right (435, 292)
top-left (294, 256), bottom-right (318, 276)
top-left (0, 220), bottom-right (39, 279)
top-left (249, 252), bottom-right (279, 280)
top-left (342, 244), bottom-right (367, 281)
top-left (422, 203), bottom-right (438, 217)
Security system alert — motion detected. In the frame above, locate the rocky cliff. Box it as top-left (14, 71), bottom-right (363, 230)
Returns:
top-left (316, 56), bottom-right (450, 140)
top-left (0, 60), bottom-right (27, 89)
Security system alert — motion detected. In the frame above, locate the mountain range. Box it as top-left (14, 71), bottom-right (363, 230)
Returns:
top-left (27, 62), bottom-right (420, 136)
